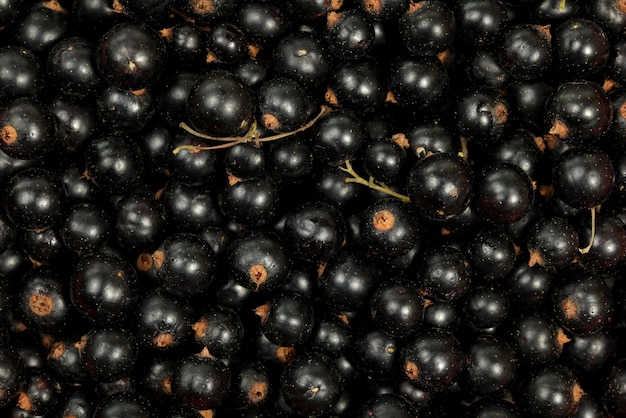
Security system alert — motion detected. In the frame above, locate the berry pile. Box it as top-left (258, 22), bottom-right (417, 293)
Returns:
top-left (1, 0), bottom-right (626, 416)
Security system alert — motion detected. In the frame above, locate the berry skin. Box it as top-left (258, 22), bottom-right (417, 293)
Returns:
top-left (401, 327), bottom-right (464, 393)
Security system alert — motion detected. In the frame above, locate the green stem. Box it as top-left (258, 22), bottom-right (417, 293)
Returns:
top-left (578, 206), bottom-right (596, 254)
top-left (339, 160), bottom-right (411, 203)
top-left (173, 106), bottom-right (332, 154)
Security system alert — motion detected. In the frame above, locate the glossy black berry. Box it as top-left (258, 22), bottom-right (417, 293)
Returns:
top-left (0, 46), bottom-right (43, 99)
top-left (473, 161), bottom-right (534, 225)
top-left (16, 266), bottom-right (71, 333)
top-left (80, 327), bottom-right (138, 383)
top-left (0, 97), bottom-right (56, 160)
top-left (279, 352), bottom-right (345, 415)
top-left (255, 292), bottom-right (315, 347)
top-left (325, 9), bottom-right (375, 61)
top-left (84, 134), bottom-right (144, 195)
top-left (526, 216), bottom-right (579, 271)
top-left (60, 203), bottom-right (111, 254)
top-left (172, 353), bottom-right (231, 410)
top-left (387, 56), bottom-right (449, 112)
top-left (135, 288), bottom-right (192, 351)
top-left (218, 176), bottom-right (281, 226)
top-left (225, 230), bottom-right (291, 293)
top-left (508, 312), bottom-right (569, 366)
top-left (518, 364), bottom-right (584, 418)
top-left (401, 327), bottom-right (464, 393)
top-left (552, 18), bottom-right (610, 77)
top-left (4, 167), bottom-right (66, 231)
top-left (360, 198), bottom-right (419, 257)
top-left (47, 36), bottom-right (100, 99)
top-left (282, 200), bottom-right (346, 263)
top-left (152, 232), bottom-right (216, 297)
top-left (93, 392), bottom-right (155, 418)
top-left (191, 304), bottom-right (244, 359)
top-left (498, 23), bottom-right (552, 80)
top-left (399, 1), bottom-right (456, 56)
top-left (455, 0), bottom-right (510, 47)
top-left (256, 77), bottom-right (309, 133)
top-left (70, 252), bottom-right (139, 323)
top-left (455, 88), bottom-right (510, 147)
top-left (186, 69), bottom-right (255, 138)
top-left (545, 81), bottom-right (613, 146)
top-left (553, 147), bottom-right (615, 209)
top-left (205, 22), bottom-right (248, 65)
top-left (551, 274), bottom-right (612, 336)
top-left (463, 335), bottom-right (518, 397)
top-left (115, 192), bottom-right (168, 253)
top-left (414, 245), bottom-right (472, 302)
top-left (96, 22), bottom-right (167, 90)
top-left (318, 249), bottom-right (378, 312)
top-left (407, 152), bottom-right (473, 221)
top-left (370, 278), bottom-right (424, 338)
